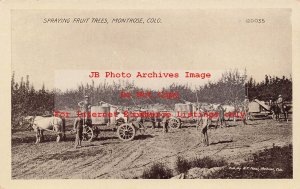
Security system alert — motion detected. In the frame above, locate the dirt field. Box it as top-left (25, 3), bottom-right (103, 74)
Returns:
top-left (11, 118), bottom-right (292, 179)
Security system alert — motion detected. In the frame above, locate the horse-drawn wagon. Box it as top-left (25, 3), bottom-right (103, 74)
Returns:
top-left (248, 99), bottom-right (291, 121)
top-left (73, 104), bottom-right (158, 142)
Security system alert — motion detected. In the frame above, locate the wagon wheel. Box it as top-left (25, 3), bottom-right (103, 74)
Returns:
top-left (137, 122), bottom-right (147, 134)
top-left (117, 123), bottom-right (136, 141)
top-left (141, 123), bottom-right (147, 134)
top-left (82, 126), bottom-right (94, 142)
top-left (131, 121), bottom-right (146, 134)
top-left (168, 117), bottom-right (181, 129)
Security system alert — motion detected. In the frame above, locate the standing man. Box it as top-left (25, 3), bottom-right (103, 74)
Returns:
top-left (217, 103), bottom-right (226, 128)
top-left (74, 95), bottom-right (92, 148)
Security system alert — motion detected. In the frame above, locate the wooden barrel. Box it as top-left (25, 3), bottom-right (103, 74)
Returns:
top-left (91, 106), bottom-right (110, 125)
top-left (175, 103), bottom-right (193, 113)
top-left (109, 106), bottom-right (117, 124)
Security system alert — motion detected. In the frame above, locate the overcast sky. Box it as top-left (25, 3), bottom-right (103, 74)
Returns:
top-left (12, 9), bottom-right (291, 91)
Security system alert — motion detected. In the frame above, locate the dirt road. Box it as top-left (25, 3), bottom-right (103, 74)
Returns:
top-left (11, 119), bottom-right (292, 179)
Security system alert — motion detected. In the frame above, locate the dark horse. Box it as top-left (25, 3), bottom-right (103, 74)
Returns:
top-left (270, 103), bottom-right (289, 122)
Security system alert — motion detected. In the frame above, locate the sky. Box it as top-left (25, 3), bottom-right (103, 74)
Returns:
top-left (11, 9), bottom-right (291, 91)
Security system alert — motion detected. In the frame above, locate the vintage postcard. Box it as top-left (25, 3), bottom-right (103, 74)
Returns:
top-left (1, 1), bottom-right (300, 189)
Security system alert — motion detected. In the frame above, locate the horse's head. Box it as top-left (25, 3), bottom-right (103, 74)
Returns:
top-left (20, 116), bottom-right (35, 130)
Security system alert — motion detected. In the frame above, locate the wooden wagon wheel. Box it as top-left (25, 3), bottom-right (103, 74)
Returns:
top-left (82, 126), bottom-right (94, 142)
top-left (138, 122), bottom-right (147, 134)
top-left (117, 123), bottom-right (136, 141)
top-left (132, 121), bottom-right (147, 134)
top-left (168, 117), bottom-right (181, 129)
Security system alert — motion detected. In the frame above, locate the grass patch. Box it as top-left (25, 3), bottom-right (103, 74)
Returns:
top-left (190, 156), bottom-right (227, 169)
top-left (175, 156), bottom-right (227, 174)
top-left (142, 162), bottom-right (173, 179)
top-left (175, 156), bottom-right (191, 173)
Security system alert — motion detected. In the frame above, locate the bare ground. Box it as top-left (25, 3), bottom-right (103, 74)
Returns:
top-left (11, 119), bottom-right (292, 179)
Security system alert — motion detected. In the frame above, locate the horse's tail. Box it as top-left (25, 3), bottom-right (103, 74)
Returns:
top-left (57, 117), bottom-right (65, 133)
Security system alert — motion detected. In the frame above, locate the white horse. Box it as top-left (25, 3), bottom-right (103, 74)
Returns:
top-left (23, 116), bottom-right (66, 143)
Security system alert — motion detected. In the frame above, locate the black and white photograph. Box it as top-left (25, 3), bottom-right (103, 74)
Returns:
top-left (0, 3), bottom-right (298, 187)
